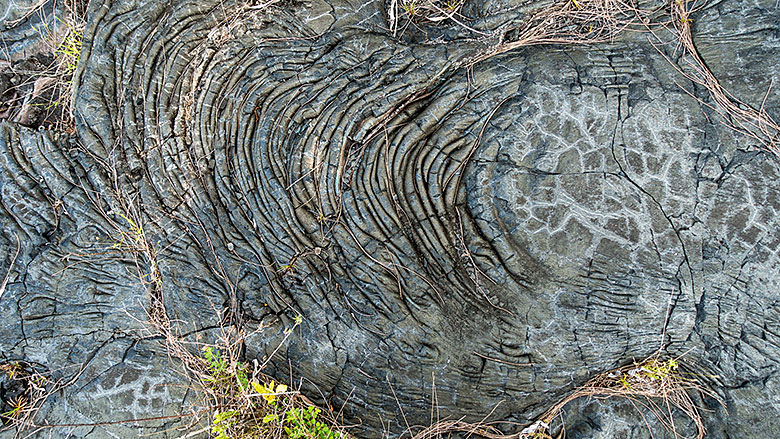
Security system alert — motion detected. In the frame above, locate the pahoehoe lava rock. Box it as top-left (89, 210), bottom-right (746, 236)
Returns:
top-left (2, 0), bottom-right (780, 437)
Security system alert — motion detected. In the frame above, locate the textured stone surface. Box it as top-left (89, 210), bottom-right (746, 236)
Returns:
top-left (0, 123), bottom-right (194, 438)
top-left (1, 0), bottom-right (780, 437)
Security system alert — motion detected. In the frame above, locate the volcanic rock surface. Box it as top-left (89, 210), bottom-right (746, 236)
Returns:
top-left (2, 0), bottom-right (780, 438)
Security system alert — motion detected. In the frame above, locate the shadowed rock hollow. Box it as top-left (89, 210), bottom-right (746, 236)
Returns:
top-left (2, 0), bottom-right (780, 437)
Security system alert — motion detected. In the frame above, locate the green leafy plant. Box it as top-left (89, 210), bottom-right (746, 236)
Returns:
top-left (285, 406), bottom-right (342, 439)
top-left (202, 347), bottom-right (229, 380)
top-left (198, 315), bottom-right (344, 439)
top-left (212, 410), bottom-right (239, 439)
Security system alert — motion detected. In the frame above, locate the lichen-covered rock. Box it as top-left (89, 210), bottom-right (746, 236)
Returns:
top-left (1, 0), bottom-right (780, 437)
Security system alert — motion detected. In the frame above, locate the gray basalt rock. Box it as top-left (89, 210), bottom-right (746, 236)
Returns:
top-left (1, 0), bottom-right (780, 437)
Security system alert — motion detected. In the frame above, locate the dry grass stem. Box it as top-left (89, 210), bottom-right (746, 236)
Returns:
top-left (654, 0), bottom-right (780, 155)
top-left (411, 354), bottom-right (718, 439)
top-left (474, 0), bottom-right (780, 155)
